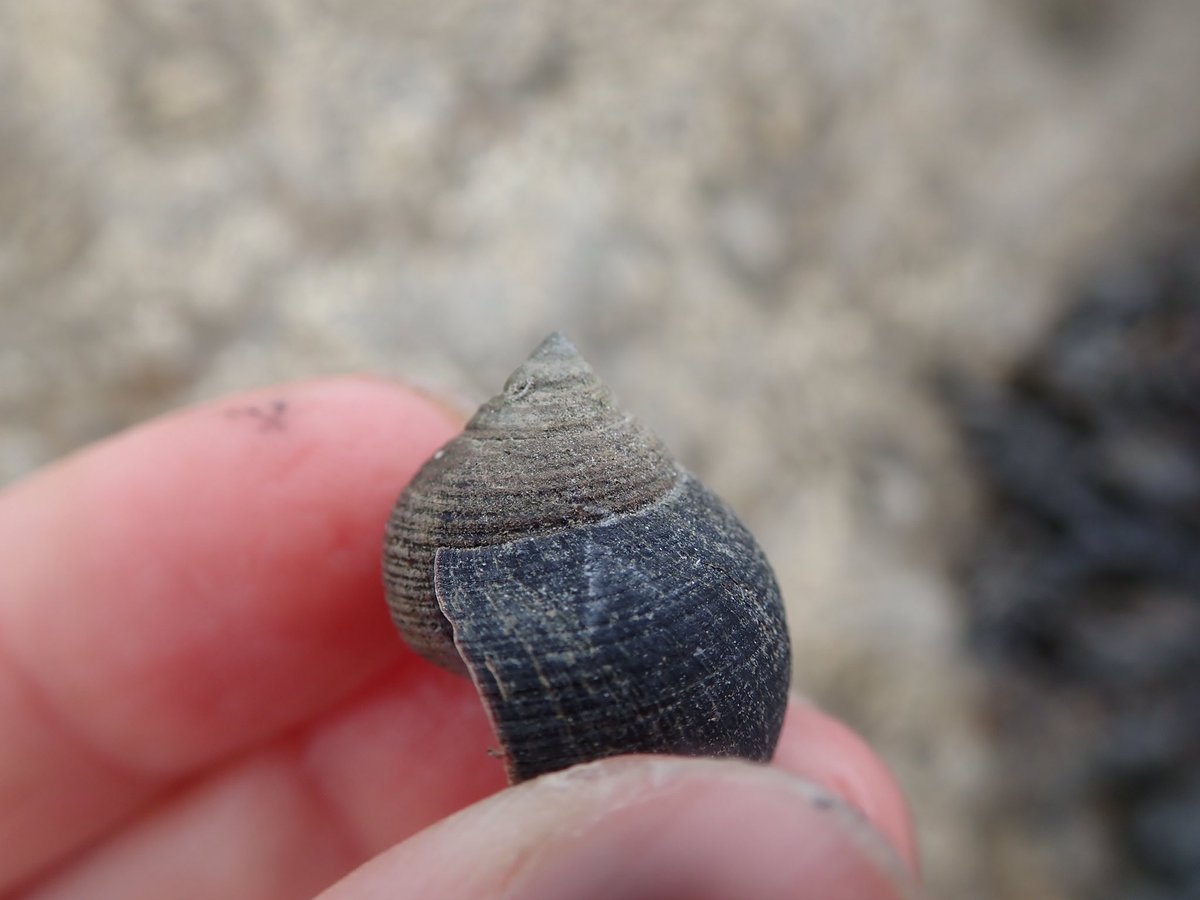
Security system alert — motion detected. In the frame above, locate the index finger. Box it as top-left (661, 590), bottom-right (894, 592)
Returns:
top-left (0, 377), bottom-right (461, 887)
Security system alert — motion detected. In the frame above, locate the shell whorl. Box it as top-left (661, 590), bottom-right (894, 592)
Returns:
top-left (384, 333), bottom-right (678, 670)
top-left (383, 333), bottom-right (791, 781)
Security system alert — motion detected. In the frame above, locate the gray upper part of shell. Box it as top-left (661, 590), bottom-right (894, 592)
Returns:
top-left (383, 332), bottom-right (791, 782)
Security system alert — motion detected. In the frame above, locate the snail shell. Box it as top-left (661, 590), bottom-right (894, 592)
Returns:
top-left (383, 333), bottom-right (791, 782)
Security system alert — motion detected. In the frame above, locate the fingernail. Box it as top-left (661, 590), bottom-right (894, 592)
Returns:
top-left (505, 760), bottom-right (922, 900)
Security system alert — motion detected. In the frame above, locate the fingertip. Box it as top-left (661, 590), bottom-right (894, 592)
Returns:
top-left (0, 376), bottom-right (463, 773)
top-left (774, 697), bottom-right (919, 877)
top-left (508, 760), bottom-right (916, 900)
top-left (319, 758), bottom-right (918, 900)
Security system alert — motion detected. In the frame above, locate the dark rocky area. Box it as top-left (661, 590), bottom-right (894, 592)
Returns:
top-left (951, 233), bottom-right (1200, 898)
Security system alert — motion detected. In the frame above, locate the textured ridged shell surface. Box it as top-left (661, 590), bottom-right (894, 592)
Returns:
top-left (383, 333), bottom-right (791, 782)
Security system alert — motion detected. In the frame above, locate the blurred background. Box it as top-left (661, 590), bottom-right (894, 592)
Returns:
top-left (3, 2), bottom-right (1200, 897)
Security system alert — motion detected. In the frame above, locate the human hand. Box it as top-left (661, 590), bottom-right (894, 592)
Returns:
top-left (0, 378), bottom-right (920, 899)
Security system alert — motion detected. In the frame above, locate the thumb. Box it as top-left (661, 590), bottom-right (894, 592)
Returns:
top-left (318, 756), bottom-right (920, 900)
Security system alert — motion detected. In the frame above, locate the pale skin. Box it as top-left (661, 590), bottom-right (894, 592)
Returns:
top-left (0, 378), bottom-right (920, 899)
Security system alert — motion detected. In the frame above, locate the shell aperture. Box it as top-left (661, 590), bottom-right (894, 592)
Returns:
top-left (383, 333), bottom-right (791, 782)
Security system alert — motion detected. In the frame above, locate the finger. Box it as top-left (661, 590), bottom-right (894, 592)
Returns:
top-left (23, 664), bottom-right (506, 900)
top-left (21, 699), bottom-right (907, 900)
top-left (318, 757), bottom-right (920, 900)
top-left (0, 378), bottom-right (460, 888)
top-left (774, 698), bottom-right (918, 874)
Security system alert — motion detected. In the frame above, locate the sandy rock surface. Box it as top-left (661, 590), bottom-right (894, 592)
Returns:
top-left (4, 2), bottom-right (1200, 896)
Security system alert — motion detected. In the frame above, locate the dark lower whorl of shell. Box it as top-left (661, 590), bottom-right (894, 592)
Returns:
top-left (383, 333), bottom-right (791, 782)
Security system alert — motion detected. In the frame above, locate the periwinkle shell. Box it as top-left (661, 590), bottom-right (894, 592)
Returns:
top-left (383, 333), bottom-right (791, 782)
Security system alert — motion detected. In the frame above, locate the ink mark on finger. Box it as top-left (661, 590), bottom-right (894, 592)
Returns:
top-left (811, 793), bottom-right (836, 810)
top-left (225, 399), bottom-right (288, 432)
